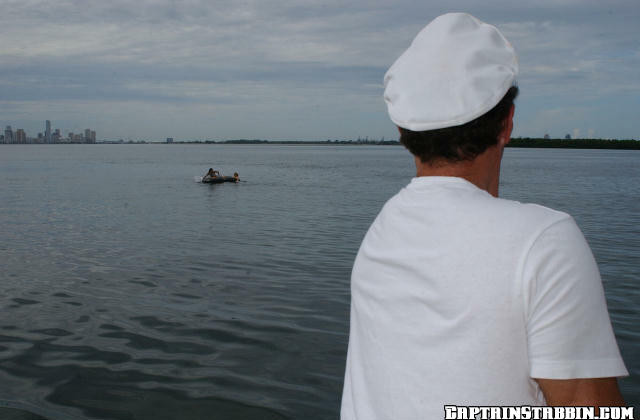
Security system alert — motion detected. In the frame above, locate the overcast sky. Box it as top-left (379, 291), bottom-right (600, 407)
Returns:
top-left (1, 0), bottom-right (638, 141)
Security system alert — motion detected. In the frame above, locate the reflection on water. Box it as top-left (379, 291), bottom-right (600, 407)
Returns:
top-left (0, 145), bottom-right (638, 418)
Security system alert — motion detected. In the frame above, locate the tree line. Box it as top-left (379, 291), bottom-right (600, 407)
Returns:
top-left (507, 138), bottom-right (640, 149)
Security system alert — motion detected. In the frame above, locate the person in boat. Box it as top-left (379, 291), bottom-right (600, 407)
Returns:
top-left (203, 168), bottom-right (220, 181)
top-left (233, 172), bottom-right (239, 182)
top-left (340, 13), bottom-right (627, 420)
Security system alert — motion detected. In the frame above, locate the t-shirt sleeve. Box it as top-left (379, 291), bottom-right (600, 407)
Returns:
top-left (523, 216), bottom-right (628, 379)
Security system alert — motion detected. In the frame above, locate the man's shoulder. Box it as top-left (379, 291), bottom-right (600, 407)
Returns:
top-left (493, 197), bottom-right (571, 226)
top-left (385, 177), bottom-right (572, 230)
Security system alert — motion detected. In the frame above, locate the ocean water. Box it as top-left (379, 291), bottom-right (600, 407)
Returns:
top-left (0, 144), bottom-right (638, 419)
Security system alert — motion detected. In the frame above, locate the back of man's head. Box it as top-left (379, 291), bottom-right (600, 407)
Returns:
top-left (384, 13), bottom-right (519, 164)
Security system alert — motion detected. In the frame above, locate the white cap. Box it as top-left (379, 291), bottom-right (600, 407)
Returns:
top-left (383, 13), bottom-right (518, 131)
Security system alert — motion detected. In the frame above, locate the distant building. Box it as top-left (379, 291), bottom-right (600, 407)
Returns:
top-left (565, 134), bottom-right (571, 139)
top-left (80, 129), bottom-right (97, 143)
top-left (16, 129), bottom-right (27, 144)
top-left (5, 126), bottom-right (14, 144)
top-left (45, 120), bottom-right (52, 144)
top-left (69, 133), bottom-right (83, 142)
top-left (544, 133), bottom-right (550, 139)
top-left (67, 132), bottom-right (78, 142)
top-left (53, 128), bottom-right (61, 143)
top-left (166, 137), bottom-right (174, 143)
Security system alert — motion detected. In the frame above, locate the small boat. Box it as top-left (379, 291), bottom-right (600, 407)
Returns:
top-left (202, 175), bottom-right (237, 184)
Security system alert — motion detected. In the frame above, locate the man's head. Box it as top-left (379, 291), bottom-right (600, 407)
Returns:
top-left (399, 86), bottom-right (518, 164)
top-left (383, 13), bottom-right (518, 164)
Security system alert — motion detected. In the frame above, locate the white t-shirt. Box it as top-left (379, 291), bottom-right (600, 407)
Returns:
top-left (341, 176), bottom-right (627, 420)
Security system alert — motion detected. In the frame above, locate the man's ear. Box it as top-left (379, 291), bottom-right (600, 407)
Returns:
top-left (499, 104), bottom-right (515, 147)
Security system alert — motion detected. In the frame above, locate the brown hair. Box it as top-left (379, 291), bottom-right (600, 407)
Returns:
top-left (399, 86), bottom-right (519, 164)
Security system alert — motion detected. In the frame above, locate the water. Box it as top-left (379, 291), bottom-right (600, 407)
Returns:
top-left (0, 145), bottom-right (638, 418)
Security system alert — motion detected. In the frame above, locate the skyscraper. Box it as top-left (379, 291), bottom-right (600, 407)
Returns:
top-left (4, 126), bottom-right (13, 144)
top-left (16, 129), bottom-right (27, 144)
top-left (45, 120), bottom-right (52, 144)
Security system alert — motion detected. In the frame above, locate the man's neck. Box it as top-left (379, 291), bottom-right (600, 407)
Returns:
top-left (414, 145), bottom-right (504, 197)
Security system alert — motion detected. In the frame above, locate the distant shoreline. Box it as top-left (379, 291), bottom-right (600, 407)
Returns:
top-left (172, 138), bottom-right (640, 149)
top-left (3, 138), bottom-right (639, 150)
top-left (507, 138), bottom-right (640, 150)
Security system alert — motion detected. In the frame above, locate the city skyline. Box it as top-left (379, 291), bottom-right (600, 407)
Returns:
top-left (2, 120), bottom-right (96, 144)
top-left (3, 117), bottom-right (632, 144)
top-left (1, 1), bottom-right (639, 141)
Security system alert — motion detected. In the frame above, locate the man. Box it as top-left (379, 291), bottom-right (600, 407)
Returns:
top-left (203, 167), bottom-right (221, 182)
top-left (341, 13), bottom-right (627, 419)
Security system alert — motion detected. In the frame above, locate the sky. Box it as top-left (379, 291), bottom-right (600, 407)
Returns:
top-left (1, 0), bottom-right (639, 141)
